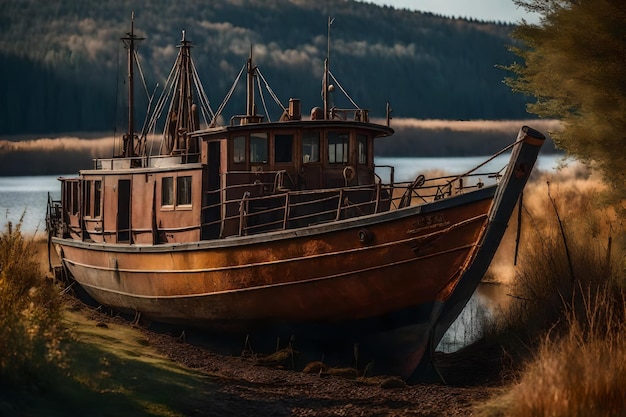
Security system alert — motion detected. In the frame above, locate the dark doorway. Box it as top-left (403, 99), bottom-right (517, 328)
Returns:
top-left (117, 179), bottom-right (131, 243)
top-left (201, 141), bottom-right (221, 239)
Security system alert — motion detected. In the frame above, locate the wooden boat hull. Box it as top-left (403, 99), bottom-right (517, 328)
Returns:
top-left (57, 188), bottom-right (493, 326)
top-left (53, 127), bottom-right (545, 379)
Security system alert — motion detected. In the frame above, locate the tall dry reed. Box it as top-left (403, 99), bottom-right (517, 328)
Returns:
top-left (478, 167), bottom-right (626, 416)
top-left (480, 286), bottom-right (626, 417)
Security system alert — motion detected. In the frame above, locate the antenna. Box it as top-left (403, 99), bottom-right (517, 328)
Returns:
top-left (247, 45), bottom-right (255, 117)
top-left (327, 16), bottom-right (334, 64)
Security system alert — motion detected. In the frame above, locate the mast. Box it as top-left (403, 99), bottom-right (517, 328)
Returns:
top-left (246, 45), bottom-right (256, 119)
top-left (121, 12), bottom-right (144, 158)
top-left (165, 30), bottom-right (200, 155)
top-left (176, 30), bottom-right (195, 152)
top-left (323, 16), bottom-right (334, 120)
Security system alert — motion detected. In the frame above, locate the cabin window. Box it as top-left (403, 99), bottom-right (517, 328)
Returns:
top-left (358, 134), bottom-right (368, 165)
top-left (84, 181), bottom-right (91, 217)
top-left (302, 132), bottom-right (320, 163)
top-left (162, 177), bottom-right (174, 206)
top-left (250, 133), bottom-right (268, 163)
top-left (177, 176), bottom-right (192, 206)
top-left (274, 134), bottom-right (293, 163)
top-left (233, 136), bottom-right (246, 163)
top-left (328, 132), bottom-right (349, 164)
top-left (94, 180), bottom-right (102, 217)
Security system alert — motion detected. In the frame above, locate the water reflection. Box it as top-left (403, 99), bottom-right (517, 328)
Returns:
top-left (436, 282), bottom-right (510, 353)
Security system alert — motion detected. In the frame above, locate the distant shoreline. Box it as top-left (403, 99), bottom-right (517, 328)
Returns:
top-left (0, 119), bottom-right (562, 177)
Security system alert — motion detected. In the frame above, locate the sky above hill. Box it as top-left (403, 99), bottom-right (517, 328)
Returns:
top-left (359, 0), bottom-right (540, 23)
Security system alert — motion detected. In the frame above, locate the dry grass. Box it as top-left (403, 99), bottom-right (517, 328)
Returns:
top-left (479, 287), bottom-right (626, 417)
top-left (0, 134), bottom-right (163, 157)
top-left (476, 165), bottom-right (626, 416)
top-left (377, 118), bottom-right (563, 134)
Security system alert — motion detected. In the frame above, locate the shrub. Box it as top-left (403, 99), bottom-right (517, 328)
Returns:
top-left (0, 219), bottom-right (66, 388)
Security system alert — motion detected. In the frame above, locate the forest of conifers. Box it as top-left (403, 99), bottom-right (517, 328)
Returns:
top-left (0, 0), bottom-right (533, 136)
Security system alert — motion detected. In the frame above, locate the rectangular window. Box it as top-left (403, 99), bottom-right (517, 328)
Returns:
top-left (302, 132), bottom-right (320, 163)
top-left (328, 132), bottom-right (349, 164)
top-left (162, 177), bottom-right (174, 206)
top-left (177, 176), bottom-right (192, 206)
top-left (274, 134), bottom-right (293, 163)
top-left (94, 180), bottom-right (102, 217)
top-left (233, 136), bottom-right (246, 163)
top-left (357, 134), bottom-right (368, 165)
top-left (250, 133), bottom-right (268, 163)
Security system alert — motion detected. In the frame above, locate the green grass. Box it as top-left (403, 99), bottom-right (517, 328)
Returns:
top-left (0, 310), bottom-right (216, 417)
top-left (0, 220), bottom-right (218, 416)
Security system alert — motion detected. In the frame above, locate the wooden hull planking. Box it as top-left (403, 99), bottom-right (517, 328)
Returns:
top-left (57, 189), bottom-right (494, 331)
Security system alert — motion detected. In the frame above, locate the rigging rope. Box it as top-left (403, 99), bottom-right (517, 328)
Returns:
top-left (145, 50), bottom-right (180, 155)
top-left (133, 50), bottom-right (150, 101)
top-left (256, 69), bottom-right (287, 112)
top-left (211, 63), bottom-right (246, 127)
top-left (329, 70), bottom-right (360, 109)
top-left (256, 74), bottom-right (271, 122)
top-left (138, 83), bottom-right (159, 156)
top-left (160, 68), bottom-right (181, 154)
top-left (190, 58), bottom-right (215, 120)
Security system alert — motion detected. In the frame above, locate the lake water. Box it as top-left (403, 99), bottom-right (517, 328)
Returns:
top-left (375, 153), bottom-right (563, 184)
top-left (0, 175), bottom-right (64, 236)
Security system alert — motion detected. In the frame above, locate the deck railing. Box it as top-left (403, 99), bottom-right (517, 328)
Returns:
top-left (201, 165), bottom-right (504, 238)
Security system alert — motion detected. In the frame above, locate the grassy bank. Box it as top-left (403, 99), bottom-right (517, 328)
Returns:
top-left (0, 222), bottom-right (214, 417)
top-left (1, 309), bottom-right (216, 417)
top-left (0, 220), bottom-right (65, 389)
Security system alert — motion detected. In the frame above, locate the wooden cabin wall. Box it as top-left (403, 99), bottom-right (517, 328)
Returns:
top-left (102, 175), bottom-right (120, 243)
top-left (80, 175), bottom-right (104, 242)
top-left (152, 169), bottom-right (203, 243)
top-left (76, 168), bottom-right (203, 245)
top-left (61, 179), bottom-right (81, 240)
top-left (196, 126), bottom-right (380, 237)
top-left (130, 173), bottom-right (156, 244)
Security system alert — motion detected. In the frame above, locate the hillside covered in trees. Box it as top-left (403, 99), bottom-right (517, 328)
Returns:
top-left (0, 0), bottom-right (532, 136)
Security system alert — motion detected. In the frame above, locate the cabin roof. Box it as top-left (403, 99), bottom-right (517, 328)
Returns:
top-left (191, 119), bottom-right (394, 139)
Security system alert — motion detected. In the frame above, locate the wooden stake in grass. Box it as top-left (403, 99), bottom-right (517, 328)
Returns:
top-left (514, 192), bottom-right (523, 266)
top-left (547, 181), bottom-right (575, 283)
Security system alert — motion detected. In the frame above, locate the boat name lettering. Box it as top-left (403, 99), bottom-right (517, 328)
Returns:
top-left (407, 214), bottom-right (449, 234)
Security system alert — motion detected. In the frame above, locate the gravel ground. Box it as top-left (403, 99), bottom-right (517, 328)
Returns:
top-left (90, 309), bottom-right (509, 417)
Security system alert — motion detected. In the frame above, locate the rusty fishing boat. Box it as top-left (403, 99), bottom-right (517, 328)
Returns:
top-left (47, 18), bottom-right (545, 380)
